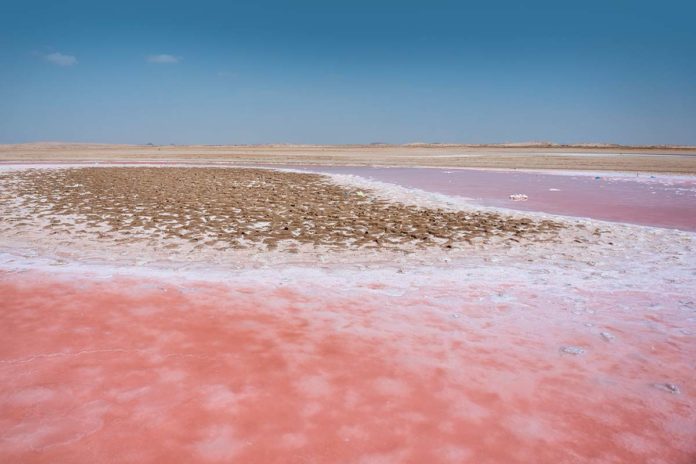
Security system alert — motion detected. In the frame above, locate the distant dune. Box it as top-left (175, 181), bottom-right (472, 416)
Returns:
top-left (4, 141), bottom-right (696, 150)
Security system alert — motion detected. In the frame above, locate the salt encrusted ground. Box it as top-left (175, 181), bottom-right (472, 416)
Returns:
top-left (0, 164), bottom-right (694, 463)
top-left (0, 166), bottom-right (565, 259)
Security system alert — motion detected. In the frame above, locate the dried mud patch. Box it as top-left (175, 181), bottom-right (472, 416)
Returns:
top-left (0, 167), bottom-right (564, 254)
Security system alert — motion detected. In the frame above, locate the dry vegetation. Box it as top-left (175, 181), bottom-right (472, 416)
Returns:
top-left (0, 167), bottom-right (562, 251)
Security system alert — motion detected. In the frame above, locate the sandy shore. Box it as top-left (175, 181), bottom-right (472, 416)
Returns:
top-left (2, 143), bottom-right (696, 174)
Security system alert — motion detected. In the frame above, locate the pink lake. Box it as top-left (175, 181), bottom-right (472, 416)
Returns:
top-left (287, 166), bottom-right (696, 232)
top-left (1, 163), bottom-right (695, 463)
top-left (1, 268), bottom-right (694, 463)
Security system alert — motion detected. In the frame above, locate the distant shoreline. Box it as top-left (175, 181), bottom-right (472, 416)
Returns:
top-left (2, 142), bottom-right (696, 174)
top-left (3, 141), bottom-right (696, 151)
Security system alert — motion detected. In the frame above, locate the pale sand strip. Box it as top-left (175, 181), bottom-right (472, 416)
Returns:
top-left (2, 143), bottom-right (696, 174)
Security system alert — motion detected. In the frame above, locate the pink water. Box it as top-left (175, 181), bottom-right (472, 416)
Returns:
top-left (291, 167), bottom-right (696, 231)
top-left (2, 270), bottom-right (694, 463)
top-left (1, 163), bottom-right (695, 463)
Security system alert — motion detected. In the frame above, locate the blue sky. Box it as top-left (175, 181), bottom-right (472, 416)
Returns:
top-left (1, 0), bottom-right (695, 145)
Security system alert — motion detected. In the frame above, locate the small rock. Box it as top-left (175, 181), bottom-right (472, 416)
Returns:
top-left (560, 346), bottom-right (585, 355)
top-left (509, 194), bottom-right (528, 201)
top-left (600, 331), bottom-right (614, 341)
top-left (653, 383), bottom-right (680, 394)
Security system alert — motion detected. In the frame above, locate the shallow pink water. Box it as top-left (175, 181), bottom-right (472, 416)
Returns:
top-left (293, 167), bottom-right (696, 231)
top-left (1, 270), bottom-right (694, 463)
top-left (1, 163), bottom-right (695, 462)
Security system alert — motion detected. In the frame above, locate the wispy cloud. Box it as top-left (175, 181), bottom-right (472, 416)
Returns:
top-left (147, 54), bottom-right (181, 64)
top-left (43, 52), bottom-right (78, 67)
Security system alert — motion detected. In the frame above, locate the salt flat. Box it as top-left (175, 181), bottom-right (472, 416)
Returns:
top-left (1, 162), bottom-right (694, 463)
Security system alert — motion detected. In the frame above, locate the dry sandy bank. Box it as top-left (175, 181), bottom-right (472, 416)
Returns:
top-left (2, 143), bottom-right (696, 174)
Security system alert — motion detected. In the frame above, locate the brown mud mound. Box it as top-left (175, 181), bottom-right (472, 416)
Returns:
top-left (1, 167), bottom-right (562, 251)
